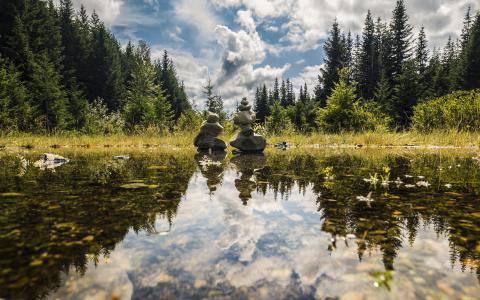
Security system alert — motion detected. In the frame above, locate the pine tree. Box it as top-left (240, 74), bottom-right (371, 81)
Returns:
top-left (280, 79), bottom-right (287, 105)
top-left (416, 26), bottom-right (429, 98)
top-left (286, 79), bottom-right (295, 105)
top-left (203, 78), bottom-right (223, 117)
top-left (374, 74), bottom-right (394, 111)
top-left (313, 75), bottom-right (326, 107)
top-left (460, 12), bottom-right (480, 90)
top-left (88, 18), bottom-right (124, 110)
top-left (30, 54), bottom-right (69, 132)
top-left (393, 59), bottom-right (420, 127)
top-left (255, 84), bottom-right (269, 122)
top-left (124, 42), bottom-right (171, 130)
top-left (359, 10), bottom-right (378, 99)
top-left (320, 20), bottom-right (347, 101)
top-left (0, 59), bottom-right (31, 131)
top-left (273, 78), bottom-right (280, 102)
top-left (156, 50), bottom-right (191, 119)
top-left (389, 0), bottom-right (413, 80)
top-left (461, 7), bottom-right (473, 49)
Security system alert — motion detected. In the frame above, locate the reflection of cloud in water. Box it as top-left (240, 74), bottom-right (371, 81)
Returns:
top-left (50, 167), bottom-right (480, 299)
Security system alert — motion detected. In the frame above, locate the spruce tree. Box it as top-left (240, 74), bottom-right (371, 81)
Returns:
top-left (392, 59), bottom-right (420, 127)
top-left (280, 79), bottom-right (287, 105)
top-left (321, 20), bottom-right (347, 100)
top-left (416, 26), bottom-right (429, 98)
top-left (359, 10), bottom-right (378, 99)
top-left (389, 0), bottom-right (413, 80)
top-left (460, 12), bottom-right (480, 89)
top-left (0, 59), bottom-right (31, 131)
top-left (203, 78), bottom-right (223, 117)
top-left (273, 78), bottom-right (280, 102)
top-left (255, 84), bottom-right (269, 122)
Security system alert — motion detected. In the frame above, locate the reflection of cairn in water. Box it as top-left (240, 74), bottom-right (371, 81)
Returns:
top-left (230, 154), bottom-right (266, 205)
top-left (195, 152), bottom-right (227, 193)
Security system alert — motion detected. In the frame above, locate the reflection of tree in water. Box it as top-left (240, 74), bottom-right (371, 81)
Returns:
top-left (194, 151), bottom-right (227, 193)
top-left (0, 153), bottom-right (196, 299)
top-left (230, 154), bottom-right (266, 205)
top-left (240, 152), bottom-right (480, 276)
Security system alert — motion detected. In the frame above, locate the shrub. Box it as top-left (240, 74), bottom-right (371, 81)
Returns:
top-left (316, 68), bottom-right (390, 133)
top-left (412, 89), bottom-right (480, 132)
top-left (175, 109), bottom-right (204, 132)
top-left (266, 101), bottom-right (296, 135)
top-left (82, 98), bottom-right (125, 135)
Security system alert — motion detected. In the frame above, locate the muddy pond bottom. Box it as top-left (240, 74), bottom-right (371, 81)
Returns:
top-left (0, 150), bottom-right (479, 299)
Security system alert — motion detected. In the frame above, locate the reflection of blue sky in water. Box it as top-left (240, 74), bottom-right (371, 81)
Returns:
top-left (50, 167), bottom-right (480, 300)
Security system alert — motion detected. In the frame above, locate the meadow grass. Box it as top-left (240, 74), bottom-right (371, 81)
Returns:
top-left (0, 130), bottom-right (479, 149)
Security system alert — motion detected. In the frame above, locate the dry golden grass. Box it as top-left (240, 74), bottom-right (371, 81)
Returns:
top-left (0, 130), bottom-right (479, 150)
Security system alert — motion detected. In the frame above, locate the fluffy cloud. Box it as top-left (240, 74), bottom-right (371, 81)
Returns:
top-left (290, 64), bottom-right (323, 96)
top-left (213, 10), bottom-right (290, 108)
top-left (174, 0), bottom-right (222, 41)
top-left (69, 0), bottom-right (124, 26)
top-left (212, 0), bottom-right (479, 51)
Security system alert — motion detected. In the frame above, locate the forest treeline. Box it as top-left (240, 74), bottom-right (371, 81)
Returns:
top-left (0, 0), bottom-right (191, 134)
top-left (0, 0), bottom-right (479, 134)
top-left (252, 1), bottom-right (480, 133)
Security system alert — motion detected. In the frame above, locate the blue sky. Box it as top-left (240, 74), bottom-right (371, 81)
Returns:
top-left (67, 0), bottom-right (478, 110)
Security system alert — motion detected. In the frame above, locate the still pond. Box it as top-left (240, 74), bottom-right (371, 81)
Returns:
top-left (0, 149), bottom-right (479, 299)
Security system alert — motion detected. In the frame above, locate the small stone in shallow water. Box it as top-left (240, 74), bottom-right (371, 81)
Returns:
top-left (114, 155), bottom-right (130, 160)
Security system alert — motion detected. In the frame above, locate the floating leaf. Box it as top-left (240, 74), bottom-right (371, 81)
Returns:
top-left (0, 192), bottom-right (25, 197)
top-left (83, 235), bottom-right (94, 242)
top-left (120, 183), bottom-right (151, 189)
top-left (30, 259), bottom-right (43, 267)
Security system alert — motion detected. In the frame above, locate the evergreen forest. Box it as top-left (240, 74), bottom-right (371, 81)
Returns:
top-left (0, 0), bottom-right (479, 135)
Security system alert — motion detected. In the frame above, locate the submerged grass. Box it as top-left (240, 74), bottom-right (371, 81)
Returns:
top-left (0, 130), bottom-right (479, 149)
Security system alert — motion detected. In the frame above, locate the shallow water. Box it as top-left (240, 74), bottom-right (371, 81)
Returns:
top-left (0, 149), bottom-right (479, 299)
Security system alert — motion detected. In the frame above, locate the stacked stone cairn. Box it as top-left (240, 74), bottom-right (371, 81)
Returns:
top-left (193, 112), bottom-right (227, 152)
top-left (230, 98), bottom-right (266, 153)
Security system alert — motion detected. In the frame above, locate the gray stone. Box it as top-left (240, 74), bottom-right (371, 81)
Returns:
top-left (230, 133), bottom-right (266, 153)
top-left (194, 112), bottom-right (227, 151)
top-left (230, 98), bottom-right (266, 153)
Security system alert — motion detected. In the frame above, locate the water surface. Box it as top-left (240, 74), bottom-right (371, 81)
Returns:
top-left (0, 149), bottom-right (479, 299)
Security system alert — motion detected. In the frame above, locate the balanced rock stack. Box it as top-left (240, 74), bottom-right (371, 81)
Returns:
top-left (194, 112), bottom-right (227, 151)
top-left (230, 98), bottom-right (267, 153)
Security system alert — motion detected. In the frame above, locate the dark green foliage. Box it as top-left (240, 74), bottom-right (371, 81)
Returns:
top-left (124, 42), bottom-right (173, 131)
top-left (389, 0), bottom-right (413, 80)
top-left (412, 89), bottom-right (480, 132)
top-left (0, 59), bottom-right (30, 131)
top-left (156, 50), bottom-right (191, 119)
top-left (266, 101), bottom-right (294, 134)
top-left (316, 68), bottom-right (389, 132)
top-left (320, 20), bottom-right (348, 101)
top-left (392, 59), bottom-right (420, 127)
top-left (0, 0), bottom-right (190, 133)
top-left (460, 13), bottom-right (480, 90)
top-left (358, 11), bottom-right (379, 99)
top-left (29, 54), bottom-right (69, 132)
top-left (255, 84), bottom-right (269, 122)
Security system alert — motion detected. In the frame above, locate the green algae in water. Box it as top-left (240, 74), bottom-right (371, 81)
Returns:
top-left (0, 150), bottom-right (479, 299)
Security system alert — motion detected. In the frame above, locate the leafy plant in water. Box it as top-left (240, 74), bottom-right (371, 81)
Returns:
top-left (322, 166), bottom-right (335, 181)
top-left (380, 166), bottom-right (391, 187)
top-left (369, 270), bottom-right (394, 291)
